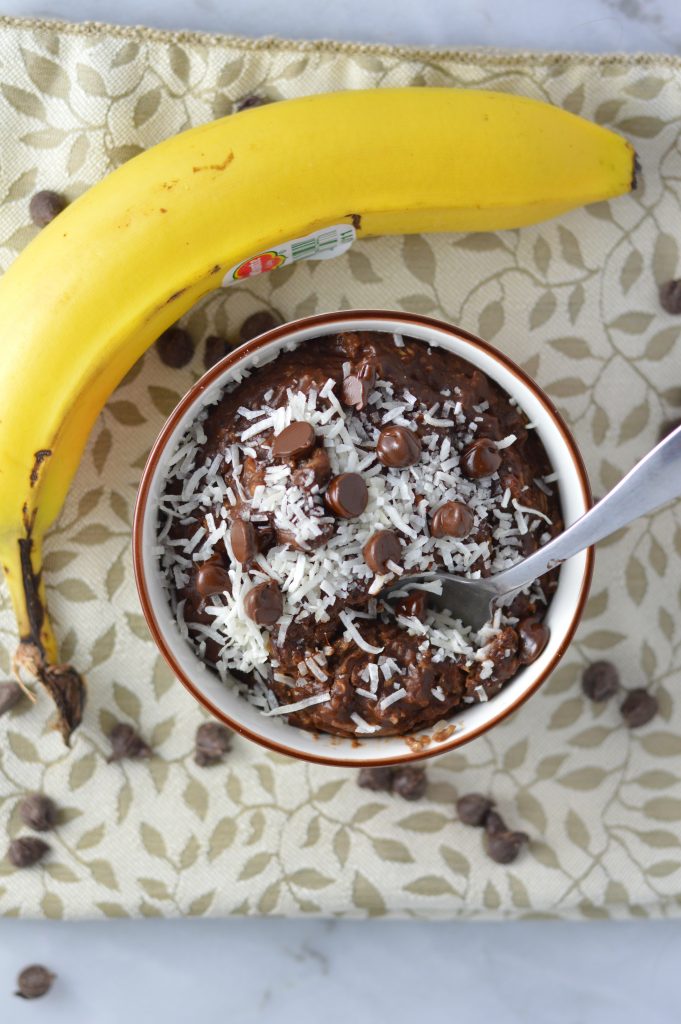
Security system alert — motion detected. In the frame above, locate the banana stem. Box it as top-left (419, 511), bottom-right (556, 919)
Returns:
top-left (1, 519), bottom-right (86, 744)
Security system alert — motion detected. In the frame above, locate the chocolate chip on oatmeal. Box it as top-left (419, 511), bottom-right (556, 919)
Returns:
top-left (156, 326), bottom-right (194, 368)
top-left (581, 660), bottom-right (619, 702)
top-left (342, 361), bottom-right (376, 410)
top-left (460, 438), bottom-right (502, 479)
top-left (15, 965), bottom-right (55, 1000)
top-left (659, 279), bottom-right (681, 315)
top-left (8, 837), bottom-right (49, 868)
top-left (341, 376), bottom-right (366, 409)
top-left (658, 418), bottom-right (681, 443)
top-left (363, 529), bottom-right (402, 575)
top-left (204, 334), bottom-right (230, 369)
top-left (239, 310), bottom-right (281, 343)
top-left (430, 500), bottom-right (474, 539)
top-left (292, 446), bottom-right (331, 490)
top-left (376, 424), bottom-right (422, 468)
top-left (325, 472), bottom-right (368, 518)
top-left (517, 618), bottom-right (550, 665)
top-left (394, 590), bottom-right (428, 622)
top-left (29, 190), bottom-right (66, 227)
top-left (357, 766), bottom-right (394, 792)
top-left (107, 723), bottom-right (152, 763)
top-left (456, 792), bottom-right (493, 827)
top-left (272, 421), bottom-right (316, 460)
top-left (196, 561), bottom-right (231, 598)
top-left (230, 519), bottom-right (257, 566)
top-left (392, 766), bottom-right (427, 801)
top-left (485, 826), bottom-right (529, 864)
top-left (244, 579), bottom-right (283, 626)
top-left (194, 721), bottom-right (232, 766)
top-left (234, 95), bottom-right (268, 113)
top-left (0, 681), bottom-right (22, 717)
top-left (19, 794), bottom-right (57, 832)
top-left (357, 359), bottom-right (377, 385)
top-left (620, 688), bottom-right (658, 728)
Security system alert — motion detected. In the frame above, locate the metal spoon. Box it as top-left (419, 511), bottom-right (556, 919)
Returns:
top-left (383, 423), bottom-right (681, 632)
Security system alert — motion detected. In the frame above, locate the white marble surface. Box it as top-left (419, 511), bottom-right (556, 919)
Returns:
top-left (2, 0), bottom-right (681, 1022)
top-left (2, 0), bottom-right (681, 53)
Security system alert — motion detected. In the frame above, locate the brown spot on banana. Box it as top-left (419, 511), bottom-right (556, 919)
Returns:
top-left (192, 152), bottom-right (234, 173)
top-left (29, 449), bottom-right (52, 487)
top-left (18, 536), bottom-right (45, 647)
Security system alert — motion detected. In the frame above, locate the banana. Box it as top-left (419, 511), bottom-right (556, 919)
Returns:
top-left (0, 87), bottom-right (635, 741)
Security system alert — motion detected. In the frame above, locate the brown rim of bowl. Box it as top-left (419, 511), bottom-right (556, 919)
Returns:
top-left (133, 309), bottom-right (594, 768)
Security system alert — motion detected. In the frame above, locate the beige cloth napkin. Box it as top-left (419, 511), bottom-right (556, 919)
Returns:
top-left (1, 15), bottom-right (680, 920)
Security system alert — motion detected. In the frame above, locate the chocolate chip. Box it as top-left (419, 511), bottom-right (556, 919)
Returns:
top-left (456, 792), bottom-right (493, 827)
top-left (239, 310), bottom-right (281, 343)
top-left (460, 438), bottom-right (502, 478)
top-left (357, 766), bottom-right (394, 792)
top-left (195, 561), bottom-right (231, 598)
top-left (194, 721), bottom-right (232, 767)
top-left (485, 827), bottom-right (528, 864)
top-left (234, 95), bottom-right (268, 113)
top-left (272, 421), bottom-right (316, 460)
top-left (341, 376), bottom-right (368, 409)
top-left (376, 425), bottom-right (421, 468)
top-left (517, 618), bottom-right (550, 665)
top-left (325, 472), bottom-right (368, 518)
top-left (430, 501), bottom-right (474, 539)
top-left (156, 326), bottom-right (194, 368)
top-left (8, 836), bottom-right (49, 868)
top-left (230, 519), bottom-right (257, 566)
top-left (658, 418), bottom-right (681, 443)
top-left (620, 688), bottom-right (658, 728)
top-left (16, 965), bottom-right (55, 1000)
top-left (659, 278), bottom-right (681, 315)
top-left (29, 190), bottom-right (66, 227)
top-left (292, 446), bottom-right (331, 490)
top-left (363, 529), bottom-right (402, 574)
top-left (342, 362), bottom-right (376, 410)
top-left (107, 723), bottom-right (152, 762)
top-left (19, 794), bottom-right (57, 832)
top-left (394, 590), bottom-right (428, 621)
top-left (203, 334), bottom-right (230, 369)
top-left (582, 660), bottom-right (619, 702)
top-left (484, 809), bottom-right (506, 835)
top-left (392, 766), bottom-right (427, 801)
top-left (357, 360), bottom-right (377, 384)
top-left (0, 681), bottom-right (22, 717)
top-left (244, 580), bottom-right (283, 626)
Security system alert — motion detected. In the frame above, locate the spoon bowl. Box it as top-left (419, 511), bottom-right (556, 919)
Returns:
top-left (134, 309), bottom-right (593, 766)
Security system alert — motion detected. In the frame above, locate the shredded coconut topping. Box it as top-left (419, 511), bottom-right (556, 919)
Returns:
top-left (157, 333), bottom-right (556, 725)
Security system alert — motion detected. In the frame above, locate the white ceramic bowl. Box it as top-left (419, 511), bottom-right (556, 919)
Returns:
top-left (133, 311), bottom-right (592, 767)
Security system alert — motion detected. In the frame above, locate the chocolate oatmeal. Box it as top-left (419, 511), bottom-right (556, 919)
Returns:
top-left (157, 331), bottom-right (561, 737)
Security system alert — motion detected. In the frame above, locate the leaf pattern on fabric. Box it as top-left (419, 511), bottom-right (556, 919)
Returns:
top-left (0, 17), bottom-right (681, 919)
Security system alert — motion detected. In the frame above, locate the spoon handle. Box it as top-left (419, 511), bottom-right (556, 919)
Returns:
top-left (494, 423), bottom-right (681, 595)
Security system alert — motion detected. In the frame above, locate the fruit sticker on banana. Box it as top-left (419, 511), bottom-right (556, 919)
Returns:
top-left (225, 223), bottom-right (357, 285)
